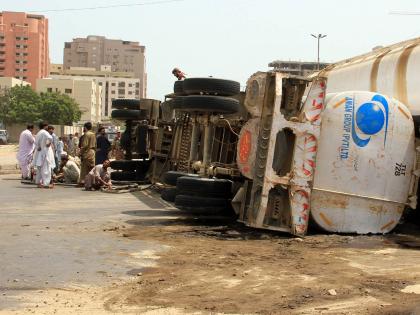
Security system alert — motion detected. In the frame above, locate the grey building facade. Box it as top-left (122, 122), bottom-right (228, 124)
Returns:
top-left (63, 35), bottom-right (146, 98)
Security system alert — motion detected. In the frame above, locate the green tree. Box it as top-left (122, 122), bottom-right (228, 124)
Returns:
top-left (0, 88), bottom-right (12, 127)
top-left (39, 92), bottom-right (81, 125)
top-left (0, 86), bottom-right (82, 127)
top-left (0, 85), bottom-right (41, 126)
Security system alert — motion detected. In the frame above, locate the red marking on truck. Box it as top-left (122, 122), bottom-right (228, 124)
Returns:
top-left (239, 130), bottom-right (251, 163)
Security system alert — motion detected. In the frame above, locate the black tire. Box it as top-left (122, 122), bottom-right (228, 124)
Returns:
top-left (183, 78), bottom-right (240, 96)
top-left (135, 124), bottom-right (148, 155)
top-left (174, 81), bottom-right (185, 95)
top-left (161, 187), bottom-right (177, 202)
top-left (172, 95), bottom-right (240, 114)
top-left (120, 131), bottom-right (131, 151)
top-left (176, 177), bottom-right (232, 198)
top-left (111, 109), bottom-right (147, 120)
top-left (163, 171), bottom-right (199, 186)
top-left (112, 99), bottom-right (140, 109)
top-left (175, 194), bottom-right (228, 214)
top-left (111, 171), bottom-right (137, 181)
top-left (110, 160), bottom-right (148, 171)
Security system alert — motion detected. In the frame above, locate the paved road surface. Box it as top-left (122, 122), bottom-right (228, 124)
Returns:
top-left (0, 175), bottom-right (172, 312)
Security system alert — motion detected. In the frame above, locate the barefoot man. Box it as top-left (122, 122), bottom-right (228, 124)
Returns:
top-left (33, 122), bottom-right (56, 188)
top-left (16, 124), bottom-right (35, 180)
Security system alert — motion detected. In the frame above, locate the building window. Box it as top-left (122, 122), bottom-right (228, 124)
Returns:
top-left (118, 82), bottom-right (125, 87)
top-left (118, 89), bottom-right (125, 95)
top-left (135, 89), bottom-right (139, 95)
top-left (98, 82), bottom-right (102, 86)
top-left (111, 83), bottom-right (116, 86)
top-left (128, 83), bottom-right (132, 87)
top-left (111, 91), bottom-right (115, 94)
top-left (47, 88), bottom-right (52, 92)
top-left (65, 88), bottom-right (72, 94)
top-left (135, 82), bottom-right (140, 88)
top-left (128, 91), bottom-right (132, 95)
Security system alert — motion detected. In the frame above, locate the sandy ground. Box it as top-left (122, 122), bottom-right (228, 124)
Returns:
top-left (2, 181), bottom-right (420, 314)
top-left (0, 144), bottom-right (19, 171)
top-left (99, 217), bottom-right (420, 315)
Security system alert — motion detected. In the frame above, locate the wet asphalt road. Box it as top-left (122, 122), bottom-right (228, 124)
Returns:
top-left (0, 175), bottom-right (173, 309)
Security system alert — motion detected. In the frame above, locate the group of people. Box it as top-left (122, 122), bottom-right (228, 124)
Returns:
top-left (16, 122), bottom-right (116, 191)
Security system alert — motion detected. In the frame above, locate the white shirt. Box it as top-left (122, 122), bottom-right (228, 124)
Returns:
top-left (33, 129), bottom-right (55, 168)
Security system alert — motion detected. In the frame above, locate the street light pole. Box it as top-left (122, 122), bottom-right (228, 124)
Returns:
top-left (311, 33), bottom-right (327, 70)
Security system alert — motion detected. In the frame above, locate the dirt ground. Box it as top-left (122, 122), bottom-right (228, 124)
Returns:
top-left (3, 187), bottom-right (420, 314)
top-left (99, 212), bottom-right (420, 315)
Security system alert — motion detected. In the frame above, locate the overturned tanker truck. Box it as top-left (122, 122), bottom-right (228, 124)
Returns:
top-left (150, 69), bottom-right (418, 236)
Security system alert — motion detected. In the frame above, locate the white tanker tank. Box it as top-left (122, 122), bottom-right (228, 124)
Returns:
top-left (320, 37), bottom-right (420, 121)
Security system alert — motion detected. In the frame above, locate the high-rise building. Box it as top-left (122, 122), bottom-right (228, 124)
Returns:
top-left (0, 11), bottom-right (49, 87)
top-left (63, 35), bottom-right (146, 98)
top-left (49, 64), bottom-right (141, 121)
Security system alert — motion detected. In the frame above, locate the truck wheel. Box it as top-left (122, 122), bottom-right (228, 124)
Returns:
top-left (112, 99), bottom-right (140, 109)
top-left (111, 109), bottom-right (147, 120)
top-left (183, 78), bottom-right (240, 96)
top-left (176, 177), bottom-right (232, 198)
top-left (110, 160), bottom-right (147, 172)
top-left (161, 187), bottom-right (177, 202)
top-left (173, 95), bottom-right (240, 114)
top-left (175, 194), bottom-right (228, 214)
top-left (163, 171), bottom-right (199, 186)
top-left (110, 171), bottom-right (137, 181)
top-left (174, 81), bottom-right (186, 95)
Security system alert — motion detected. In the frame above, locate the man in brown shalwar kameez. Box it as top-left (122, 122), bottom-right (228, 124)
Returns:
top-left (79, 122), bottom-right (96, 185)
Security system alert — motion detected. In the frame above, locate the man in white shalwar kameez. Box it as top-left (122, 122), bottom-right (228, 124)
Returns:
top-left (33, 122), bottom-right (56, 188)
top-left (16, 124), bottom-right (35, 179)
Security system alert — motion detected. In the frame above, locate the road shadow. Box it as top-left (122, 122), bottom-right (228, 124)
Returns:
top-left (130, 190), bottom-right (168, 209)
top-left (122, 209), bottom-right (185, 217)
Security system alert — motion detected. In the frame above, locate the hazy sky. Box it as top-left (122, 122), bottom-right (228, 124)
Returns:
top-left (3, 0), bottom-right (420, 99)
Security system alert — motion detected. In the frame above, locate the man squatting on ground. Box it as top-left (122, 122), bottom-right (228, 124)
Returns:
top-left (16, 124), bottom-right (35, 180)
top-left (84, 160), bottom-right (112, 190)
top-left (55, 153), bottom-right (80, 184)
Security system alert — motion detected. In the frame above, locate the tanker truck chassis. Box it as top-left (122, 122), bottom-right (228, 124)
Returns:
top-left (150, 72), bottom-right (419, 237)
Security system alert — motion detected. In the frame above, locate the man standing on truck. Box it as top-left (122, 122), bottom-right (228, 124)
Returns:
top-left (79, 122), bottom-right (96, 185)
top-left (16, 124), bottom-right (35, 180)
top-left (172, 67), bottom-right (186, 80)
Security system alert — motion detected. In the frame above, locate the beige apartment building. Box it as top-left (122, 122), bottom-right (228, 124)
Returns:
top-left (0, 76), bottom-right (30, 90)
top-left (36, 78), bottom-right (102, 123)
top-left (50, 64), bottom-right (140, 121)
top-left (63, 35), bottom-right (146, 98)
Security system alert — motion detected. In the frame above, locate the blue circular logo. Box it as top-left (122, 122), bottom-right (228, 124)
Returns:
top-left (355, 102), bottom-right (385, 135)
